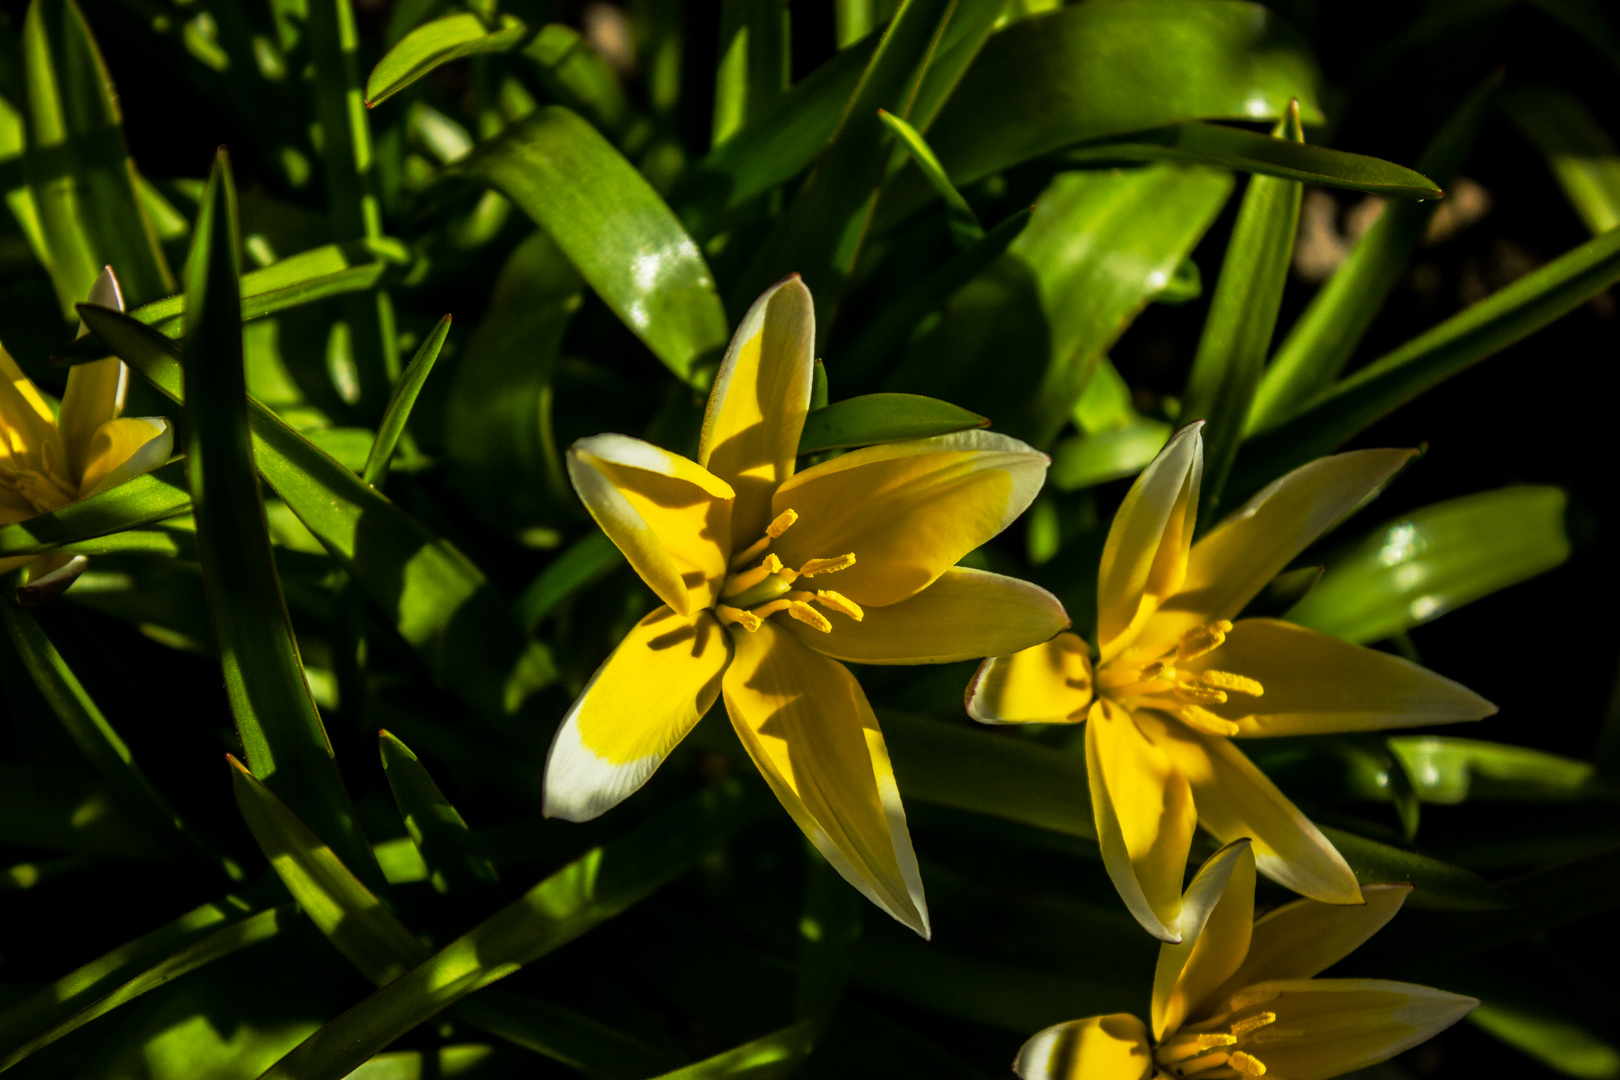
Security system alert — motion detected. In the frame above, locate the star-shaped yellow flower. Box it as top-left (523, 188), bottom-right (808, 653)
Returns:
top-left (1014, 840), bottom-right (1478, 1080)
top-left (2, 269), bottom-right (173, 592)
top-left (543, 276), bottom-right (1069, 935)
top-left (966, 423), bottom-right (1495, 940)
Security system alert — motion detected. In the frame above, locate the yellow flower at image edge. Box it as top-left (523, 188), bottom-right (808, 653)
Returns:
top-left (543, 275), bottom-right (1070, 936)
top-left (1, 269), bottom-right (173, 594)
top-left (1014, 841), bottom-right (1478, 1080)
top-left (967, 423), bottom-right (1496, 941)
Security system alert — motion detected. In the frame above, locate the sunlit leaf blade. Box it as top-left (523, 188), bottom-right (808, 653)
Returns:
top-left (21, 0), bottom-right (173, 314)
top-left (1386, 737), bottom-right (1601, 804)
top-left (1049, 418), bottom-right (1173, 491)
top-left (0, 764), bottom-right (177, 858)
top-left (1182, 104), bottom-right (1304, 516)
top-left (515, 531), bottom-right (621, 633)
top-left (1065, 122), bottom-right (1441, 198)
top-left (1500, 81), bottom-right (1620, 235)
top-left (179, 151), bottom-right (380, 888)
top-left (712, 0), bottom-right (791, 149)
top-left (255, 782), bottom-right (761, 1080)
top-left (521, 24), bottom-right (641, 142)
top-left (0, 458), bottom-right (189, 558)
top-left (0, 895), bottom-right (288, 1071)
top-left (797, 393), bottom-right (988, 453)
top-left (364, 12), bottom-right (528, 106)
top-left (1249, 73), bottom-right (1499, 434)
top-left (1286, 486), bottom-right (1571, 644)
top-left (378, 730), bottom-right (498, 894)
top-left (1230, 221), bottom-right (1620, 501)
top-left (878, 108), bottom-right (981, 244)
top-left (363, 314), bottom-right (450, 486)
top-left (460, 107), bottom-right (727, 385)
top-left (648, 1021), bottom-right (817, 1080)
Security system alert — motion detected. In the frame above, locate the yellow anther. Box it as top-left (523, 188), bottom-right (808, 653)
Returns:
top-left (1140, 660), bottom-right (1170, 679)
top-left (767, 508), bottom-right (799, 538)
top-left (716, 605), bottom-right (761, 632)
top-left (798, 552), bottom-right (856, 577)
top-left (1230, 1012), bottom-right (1277, 1038)
top-left (1178, 619), bottom-right (1233, 661)
top-left (787, 600), bottom-right (832, 633)
top-left (1177, 705), bottom-right (1241, 737)
top-left (1199, 670), bottom-right (1265, 697)
top-left (814, 590), bottom-right (863, 621)
top-left (1174, 679), bottom-right (1228, 705)
top-left (1156, 1033), bottom-right (1237, 1065)
top-left (1229, 1051), bottom-right (1267, 1076)
top-left (720, 554), bottom-right (785, 598)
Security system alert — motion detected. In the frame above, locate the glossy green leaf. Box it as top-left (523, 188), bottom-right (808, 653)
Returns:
top-left (1183, 104), bottom-right (1304, 517)
top-left (1500, 81), bottom-right (1620, 235)
top-left (21, 0), bottom-right (174, 314)
top-left (0, 764), bottom-right (177, 858)
top-left (1249, 74), bottom-right (1499, 434)
top-left (712, 0), bottom-right (790, 149)
top-left (516, 531), bottom-right (622, 633)
top-left (255, 782), bottom-right (760, 1080)
top-left (1388, 737), bottom-right (1601, 804)
top-left (378, 730), bottom-right (498, 894)
top-left (1065, 122), bottom-right (1441, 198)
top-left (179, 151), bottom-right (380, 888)
top-left (878, 108), bottom-right (981, 244)
top-left (0, 457), bottom-right (189, 558)
top-left (522, 23), bottom-right (641, 143)
top-left (1315, 825), bottom-right (1515, 911)
top-left (650, 1021), bottom-right (816, 1080)
top-left (363, 313), bottom-right (450, 485)
top-left (460, 107), bottom-right (727, 385)
top-left (797, 393), bottom-right (988, 453)
top-left (1049, 418), bottom-right (1173, 490)
top-left (0, 894), bottom-right (288, 1071)
top-left (1286, 486), bottom-right (1571, 644)
top-left (364, 12), bottom-right (529, 106)
top-left (1230, 223), bottom-right (1620, 501)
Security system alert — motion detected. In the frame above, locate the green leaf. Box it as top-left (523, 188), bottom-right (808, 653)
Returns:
top-left (0, 457), bottom-right (190, 558)
top-left (521, 24), bottom-right (641, 143)
top-left (0, 764), bottom-right (177, 859)
top-left (1387, 737), bottom-right (1601, 804)
top-left (797, 393), bottom-right (987, 453)
top-left (179, 150), bottom-right (380, 889)
top-left (712, 0), bottom-right (791, 149)
top-left (1183, 104), bottom-right (1304, 518)
top-left (1470, 1000), bottom-right (1620, 1079)
top-left (1049, 418), bottom-right (1173, 491)
top-left (21, 0), bottom-right (174, 314)
top-left (649, 1021), bottom-right (817, 1080)
top-left (363, 313), bottom-right (450, 486)
top-left (364, 11), bottom-right (529, 106)
top-left (1285, 486), bottom-right (1571, 644)
top-left (877, 108), bottom-right (981, 245)
top-left (378, 730), bottom-right (499, 894)
top-left (0, 894), bottom-right (288, 1071)
top-left (1230, 223), bottom-right (1620, 501)
top-left (255, 782), bottom-right (761, 1080)
top-left (0, 601), bottom-right (238, 876)
top-left (1064, 122), bottom-right (1441, 198)
top-left (454, 994), bottom-right (683, 1079)
top-left (794, 844), bottom-right (863, 1024)
top-left (1315, 826), bottom-right (1515, 911)
top-left (1500, 81), bottom-right (1620, 236)
top-left (515, 531), bottom-right (623, 633)
top-left (460, 107), bottom-right (727, 385)
top-left (1249, 74), bottom-right (1499, 434)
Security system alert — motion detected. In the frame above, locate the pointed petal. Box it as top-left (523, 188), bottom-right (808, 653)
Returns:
top-left (1198, 884), bottom-right (1412, 1018)
top-left (1152, 840), bottom-right (1255, 1039)
top-left (723, 620), bottom-right (929, 936)
top-left (1097, 422), bottom-right (1203, 663)
top-left (78, 418), bottom-right (173, 497)
top-left (544, 607), bottom-right (731, 821)
top-left (1136, 448), bottom-right (1416, 655)
top-left (60, 268), bottom-right (129, 485)
top-left (1140, 709), bottom-right (1363, 905)
top-left (1, 343), bottom-right (64, 468)
top-left (1211, 978), bottom-right (1478, 1080)
top-left (1013, 1014), bottom-right (1154, 1080)
top-left (785, 567), bottom-right (1069, 666)
top-left (567, 434), bottom-right (735, 616)
top-left (1088, 699), bottom-right (1198, 942)
top-left (967, 631), bottom-right (1093, 725)
top-left (1182, 619), bottom-right (1495, 736)
top-left (770, 430), bottom-right (1047, 607)
top-left (698, 276), bottom-right (815, 550)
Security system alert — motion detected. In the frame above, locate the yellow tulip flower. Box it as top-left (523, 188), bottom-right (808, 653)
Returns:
top-left (967, 423), bottom-right (1495, 940)
top-left (2, 268), bottom-right (173, 594)
top-left (543, 276), bottom-right (1068, 935)
top-left (1014, 840), bottom-right (1478, 1080)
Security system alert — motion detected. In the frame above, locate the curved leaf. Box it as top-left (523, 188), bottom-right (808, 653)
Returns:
top-left (1388, 737), bottom-right (1602, 804)
top-left (1315, 825), bottom-right (1515, 911)
top-left (378, 730), bottom-right (499, 894)
top-left (797, 393), bottom-right (988, 453)
top-left (365, 12), bottom-right (529, 106)
top-left (363, 313), bottom-right (450, 485)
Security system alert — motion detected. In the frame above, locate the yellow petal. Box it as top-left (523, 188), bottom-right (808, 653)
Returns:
top-left (1097, 421), bottom-right (1202, 664)
top-left (1181, 619), bottom-right (1495, 736)
top-left (723, 620), bottom-right (929, 936)
top-left (60, 269), bottom-right (129, 485)
top-left (1198, 884), bottom-right (1411, 1019)
top-left (1208, 978), bottom-right (1477, 1080)
top-left (1152, 840), bottom-right (1255, 1039)
top-left (543, 606), bottom-right (731, 822)
top-left (567, 434), bottom-right (735, 616)
top-left (770, 430), bottom-right (1047, 607)
top-left (966, 631), bottom-right (1092, 724)
top-left (1139, 709), bottom-right (1363, 905)
top-left (698, 275), bottom-right (815, 550)
top-left (1, 342), bottom-right (64, 467)
top-left (1013, 1014), bottom-right (1154, 1080)
top-left (783, 566), bottom-right (1069, 666)
top-left (1087, 699), bottom-right (1198, 942)
top-left (1134, 448), bottom-right (1416, 656)
top-left (77, 417), bottom-right (172, 497)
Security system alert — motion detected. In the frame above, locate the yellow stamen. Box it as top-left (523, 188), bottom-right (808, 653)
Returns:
top-left (1228, 1052), bottom-right (1267, 1076)
top-left (720, 554), bottom-right (784, 598)
top-left (797, 552), bottom-right (856, 577)
top-left (716, 605), bottom-right (761, 632)
top-left (814, 590), bottom-right (863, 621)
top-left (1178, 620), bottom-right (1233, 661)
top-left (1174, 679), bottom-right (1229, 705)
top-left (1199, 670), bottom-right (1265, 697)
top-left (730, 536), bottom-right (772, 569)
top-left (1156, 1033), bottom-right (1237, 1065)
top-left (767, 508), bottom-right (798, 537)
top-left (1230, 1012), bottom-right (1277, 1038)
top-left (1177, 705), bottom-right (1241, 737)
top-left (786, 600), bottom-right (832, 633)
top-left (1140, 660), bottom-right (1170, 679)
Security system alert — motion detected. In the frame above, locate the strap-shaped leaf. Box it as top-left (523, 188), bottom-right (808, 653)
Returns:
top-left (797, 393), bottom-right (988, 453)
top-left (363, 314), bottom-right (450, 486)
top-left (0, 457), bottom-right (189, 558)
top-left (0, 763), bottom-right (176, 858)
top-left (1501, 81), bottom-right (1620, 235)
top-left (649, 1021), bottom-right (817, 1080)
top-left (516, 531), bottom-right (622, 633)
top-left (365, 12), bottom-right (529, 106)
top-left (378, 730), bottom-right (498, 894)
top-left (711, 0), bottom-right (791, 148)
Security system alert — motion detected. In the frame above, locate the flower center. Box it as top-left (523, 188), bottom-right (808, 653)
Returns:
top-left (0, 457), bottom-right (76, 516)
top-left (714, 508), bottom-right (863, 634)
top-left (1094, 619), bottom-right (1265, 736)
top-left (1154, 988), bottom-right (1302, 1078)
